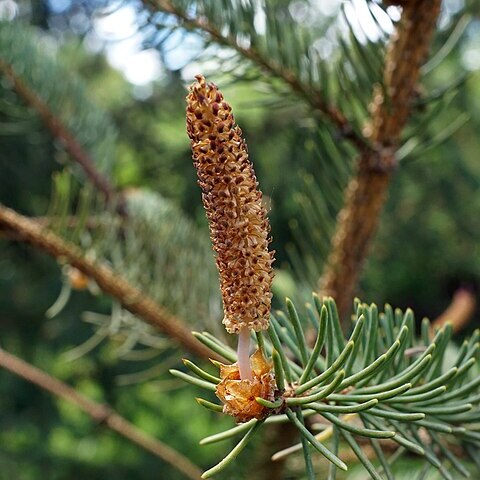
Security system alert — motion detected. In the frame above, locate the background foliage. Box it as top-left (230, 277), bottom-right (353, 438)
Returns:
top-left (0, 0), bottom-right (479, 478)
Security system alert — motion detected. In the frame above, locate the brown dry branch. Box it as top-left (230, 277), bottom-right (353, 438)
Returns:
top-left (0, 347), bottom-right (202, 480)
top-left (320, 0), bottom-right (442, 324)
top-left (432, 288), bottom-right (477, 334)
top-left (0, 216), bottom-right (96, 237)
top-left (144, 0), bottom-right (366, 151)
top-left (0, 60), bottom-right (124, 211)
top-left (0, 203), bottom-right (219, 361)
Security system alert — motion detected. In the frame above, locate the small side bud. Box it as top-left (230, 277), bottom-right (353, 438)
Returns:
top-left (215, 349), bottom-right (275, 423)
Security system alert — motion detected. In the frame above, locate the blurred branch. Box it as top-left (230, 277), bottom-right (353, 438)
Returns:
top-left (320, 0), bottom-right (442, 324)
top-left (0, 347), bottom-right (203, 480)
top-left (144, 0), bottom-right (366, 151)
top-left (432, 288), bottom-right (477, 334)
top-left (0, 203), bottom-right (220, 361)
top-left (0, 60), bottom-right (124, 212)
top-left (0, 215), bottom-right (99, 233)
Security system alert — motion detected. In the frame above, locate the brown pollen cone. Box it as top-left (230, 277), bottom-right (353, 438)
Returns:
top-left (215, 349), bottom-right (276, 422)
top-left (186, 75), bottom-right (274, 334)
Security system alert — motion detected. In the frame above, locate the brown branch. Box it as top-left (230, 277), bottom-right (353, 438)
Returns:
top-left (320, 0), bottom-right (442, 324)
top-left (0, 215), bottom-right (99, 233)
top-left (0, 203), bottom-right (220, 361)
top-left (432, 288), bottom-right (477, 334)
top-left (0, 347), bottom-right (202, 480)
top-left (144, 0), bottom-right (366, 151)
top-left (0, 60), bottom-right (124, 211)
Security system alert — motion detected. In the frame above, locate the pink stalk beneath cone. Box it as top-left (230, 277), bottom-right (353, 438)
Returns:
top-left (237, 327), bottom-right (253, 380)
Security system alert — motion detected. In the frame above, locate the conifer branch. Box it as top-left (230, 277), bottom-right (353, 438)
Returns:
top-left (0, 60), bottom-right (120, 209)
top-left (0, 347), bottom-right (203, 480)
top-left (144, 0), bottom-right (366, 150)
top-left (177, 296), bottom-right (480, 479)
top-left (0, 203), bottom-right (218, 361)
top-left (320, 0), bottom-right (442, 323)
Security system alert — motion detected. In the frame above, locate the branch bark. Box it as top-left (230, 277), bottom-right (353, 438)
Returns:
top-left (320, 0), bottom-right (442, 324)
top-left (432, 288), bottom-right (477, 334)
top-left (0, 203), bottom-right (220, 361)
top-left (0, 347), bottom-right (202, 480)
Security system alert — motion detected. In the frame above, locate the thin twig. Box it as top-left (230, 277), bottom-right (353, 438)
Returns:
top-left (0, 347), bottom-right (202, 480)
top-left (0, 60), bottom-right (125, 212)
top-left (144, 0), bottom-right (366, 151)
top-left (0, 203), bottom-right (220, 361)
top-left (320, 0), bottom-right (442, 324)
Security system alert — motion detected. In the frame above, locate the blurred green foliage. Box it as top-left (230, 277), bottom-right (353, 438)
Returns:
top-left (0, 0), bottom-right (479, 478)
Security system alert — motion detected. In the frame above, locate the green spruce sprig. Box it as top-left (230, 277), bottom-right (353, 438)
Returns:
top-left (172, 295), bottom-right (480, 479)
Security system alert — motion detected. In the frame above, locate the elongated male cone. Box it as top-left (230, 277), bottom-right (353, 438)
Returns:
top-left (186, 75), bottom-right (274, 333)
